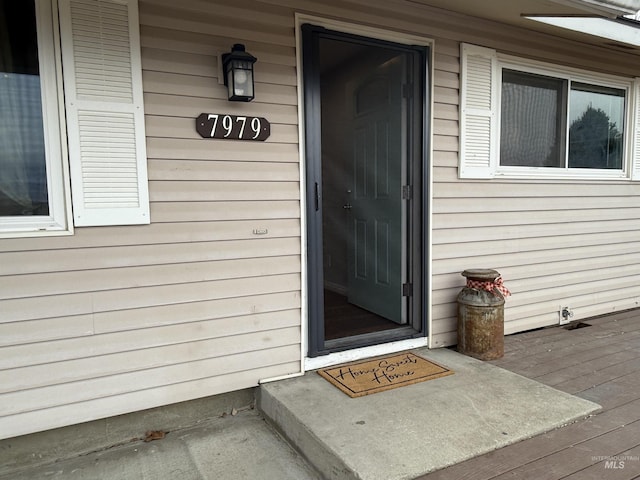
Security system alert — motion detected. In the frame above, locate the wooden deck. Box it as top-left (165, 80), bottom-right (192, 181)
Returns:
top-left (418, 309), bottom-right (640, 480)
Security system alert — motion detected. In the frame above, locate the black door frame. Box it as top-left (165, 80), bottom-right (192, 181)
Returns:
top-left (302, 23), bottom-right (431, 357)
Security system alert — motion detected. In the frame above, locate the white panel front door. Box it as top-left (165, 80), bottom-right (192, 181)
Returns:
top-left (347, 57), bottom-right (406, 324)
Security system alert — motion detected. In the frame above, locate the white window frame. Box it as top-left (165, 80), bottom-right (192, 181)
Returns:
top-left (0, 0), bottom-right (72, 238)
top-left (495, 55), bottom-right (634, 180)
top-left (459, 43), bottom-right (640, 181)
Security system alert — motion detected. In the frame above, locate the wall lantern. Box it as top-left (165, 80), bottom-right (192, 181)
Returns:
top-left (222, 44), bottom-right (257, 102)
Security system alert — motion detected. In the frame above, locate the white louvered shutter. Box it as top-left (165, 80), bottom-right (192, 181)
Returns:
top-left (59, 0), bottom-right (149, 226)
top-left (459, 43), bottom-right (498, 179)
top-left (631, 78), bottom-right (640, 181)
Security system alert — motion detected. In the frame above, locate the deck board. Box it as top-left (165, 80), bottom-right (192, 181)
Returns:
top-left (534, 349), bottom-right (640, 386)
top-left (418, 308), bottom-right (640, 480)
top-left (493, 331), bottom-right (640, 376)
top-left (578, 370), bottom-right (640, 410)
top-left (555, 358), bottom-right (640, 395)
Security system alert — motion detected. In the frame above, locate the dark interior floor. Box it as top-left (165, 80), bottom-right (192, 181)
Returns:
top-left (323, 289), bottom-right (400, 340)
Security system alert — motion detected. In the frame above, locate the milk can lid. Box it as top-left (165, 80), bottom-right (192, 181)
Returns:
top-left (461, 269), bottom-right (500, 281)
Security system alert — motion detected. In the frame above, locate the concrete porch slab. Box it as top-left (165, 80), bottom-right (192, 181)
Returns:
top-left (258, 347), bottom-right (601, 480)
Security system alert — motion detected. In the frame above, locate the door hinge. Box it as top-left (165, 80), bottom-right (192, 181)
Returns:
top-left (402, 185), bottom-right (412, 200)
top-left (403, 283), bottom-right (413, 297)
top-left (402, 83), bottom-right (413, 99)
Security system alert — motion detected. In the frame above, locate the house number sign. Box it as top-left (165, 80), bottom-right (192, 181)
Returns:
top-left (196, 113), bottom-right (270, 141)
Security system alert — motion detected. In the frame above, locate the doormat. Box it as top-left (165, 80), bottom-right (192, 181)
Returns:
top-left (317, 352), bottom-right (454, 398)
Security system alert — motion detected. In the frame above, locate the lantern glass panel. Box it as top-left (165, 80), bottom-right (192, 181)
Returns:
top-left (233, 68), bottom-right (253, 98)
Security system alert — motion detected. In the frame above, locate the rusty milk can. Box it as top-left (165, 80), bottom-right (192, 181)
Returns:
top-left (457, 269), bottom-right (510, 360)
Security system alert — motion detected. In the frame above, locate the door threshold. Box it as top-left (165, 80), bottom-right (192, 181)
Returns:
top-left (305, 336), bottom-right (429, 371)
top-left (324, 326), bottom-right (416, 352)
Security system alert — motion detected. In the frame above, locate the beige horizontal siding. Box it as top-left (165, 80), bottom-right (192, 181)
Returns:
top-left (0, 309), bottom-right (300, 393)
top-left (147, 138), bottom-right (299, 162)
top-left (140, 25), bottom-right (297, 66)
top-left (144, 93), bottom-right (299, 124)
top-left (143, 70), bottom-right (298, 104)
top-left (149, 181), bottom-right (300, 201)
top-left (1, 238), bottom-right (301, 275)
top-left (433, 103), bottom-right (458, 121)
top-left (2, 272), bottom-right (299, 323)
top-left (150, 201), bottom-right (300, 222)
top-left (434, 208), bottom-right (640, 229)
top-left (0, 219), bottom-right (299, 252)
top-left (1, 299), bottom-right (301, 369)
top-left (3, 331), bottom-right (300, 416)
top-left (0, 256), bottom-right (300, 300)
top-left (0, 0), bottom-right (304, 440)
top-left (147, 159), bottom-right (300, 180)
top-left (139, 4), bottom-right (294, 47)
top-left (0, 361), bottom-right (299, 440)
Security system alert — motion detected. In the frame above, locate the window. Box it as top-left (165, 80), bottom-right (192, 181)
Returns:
top-left (500, 70), bottom-right (566, 168)
top-left (459, 43), bottom-right (639, 180)
top-left (0, 0), bottom-right (68, 234)
top-left (0, 0), bottom-right (149, 237)
top-left (568, 83), bottom-right (624, 170)
top-left (500, 69), bottom-right (626, 171)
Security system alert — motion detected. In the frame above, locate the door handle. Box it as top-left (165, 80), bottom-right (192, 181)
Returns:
top-left (342, 203), bottom-right (352, 209)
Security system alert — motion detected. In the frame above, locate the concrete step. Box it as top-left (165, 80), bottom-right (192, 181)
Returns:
top-left (258, 347), bottom-right (600, 480)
